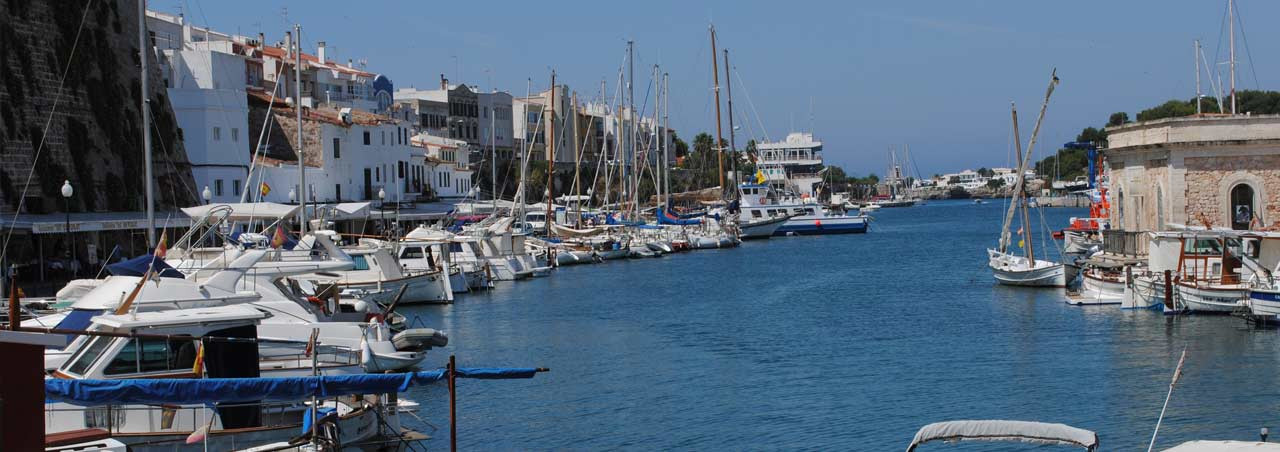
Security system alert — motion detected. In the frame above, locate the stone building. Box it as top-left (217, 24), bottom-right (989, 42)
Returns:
top-left (1104, 114), bottom-right (1280, 232)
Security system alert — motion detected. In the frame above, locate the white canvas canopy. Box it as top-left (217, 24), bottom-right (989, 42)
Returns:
top-left (1163, 441), bottom-right (1280, 452)
top-left (331, 202), bottom-right (372, 219)
top-left (906, 420), bottom-right (1098, 451)
top-left (181, 202), bottom-right (300, 222)
top-left (548, 223), bottom-right (615, 238)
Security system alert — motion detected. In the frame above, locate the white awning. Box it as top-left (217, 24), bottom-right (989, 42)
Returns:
top-left (906, 420), bottom-right (1098, 451)
top-left (182, 203), bottom-right (300, 221)
top-left (330, 202), bottom-right (372, 219)
top-left (1163, 441), bottom-right (1280, 452)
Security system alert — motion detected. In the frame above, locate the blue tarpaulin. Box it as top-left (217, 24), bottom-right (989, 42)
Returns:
top-left (46, 368), bottom-right (541, 406)
top-left (106, 254), bottom-right (184, 278)
top-left (52, 309), bottom-right (102, 345)
top-left (656, 208), bottom-right (701, 226)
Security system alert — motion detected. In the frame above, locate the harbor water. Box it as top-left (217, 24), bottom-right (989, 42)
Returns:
top-left (402, 199), bottom-right (1280, 450)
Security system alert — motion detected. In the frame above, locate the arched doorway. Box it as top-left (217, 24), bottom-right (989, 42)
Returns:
top-left (1231, 183), bottom-right (1255, 230)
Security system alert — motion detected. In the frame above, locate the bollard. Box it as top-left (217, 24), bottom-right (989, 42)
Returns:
top-left (1163, 270), bottom-right (1174, 310)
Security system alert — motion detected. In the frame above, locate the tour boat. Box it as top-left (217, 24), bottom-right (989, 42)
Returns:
top-left (737, 184), bottom-right (868, 235)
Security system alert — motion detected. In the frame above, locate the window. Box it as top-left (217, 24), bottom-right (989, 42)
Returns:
top-left (65, 336), bottom-right (113, 375)
top-left (104, 337), bottom-right (197, 375)
top-left (400, 247), bottom-right (424, 259)
top-left (376, 167), bottom-right (380, 182)
top-left (1231, 183), bottom-right (1255, 230)
top-left (212, 126), bottom-right (221, 141)
top-left (215, 179), bottom-right (224, 196)
top-left (333, 138), bottom-right (341, 158)
top-left (363, 131), bottom-right (371, 145)
top-left (335, 184), bottom-right (342, 202)
top-left (231, 128), bottom-right (239, 142)
top-left (351, 255), bottom-right (370, 271)
top-left (398, 161), bottom-right (405, 178)
top-left (233, 179), bottom-right (241, 196)
top-left (751, 210), bottom-right (762, 218)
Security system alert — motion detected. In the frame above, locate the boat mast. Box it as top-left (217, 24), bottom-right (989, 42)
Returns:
top-left (1229, 0), bottom-right (1236, 115)
top-left (546, 71), bottom-right (556, 236)
top-left (662, 72), bottom-right (671, 210)
top-left (1195, 39), bottom-right (1202, 115)
top-left (294, 24), bottom-right (307, 234)
top-left (572, 91), bottom-right (582, 228)
top-left (999, 69), bottom-right (1058, 254)
top-left (623, 40), bottom-right (633, 218)
top-left (139, 0), bottom-right (155, 247)
top-left (1011, 107), bottom-right (1035, 263)
top-left (491, 82), bottom-right (497, 203)
top-left (724, 49), bottom-right (738, 199)
top-left (651, 64), bottom-right (660, 213)
top-left (709, 25), bottom-right (726, 199)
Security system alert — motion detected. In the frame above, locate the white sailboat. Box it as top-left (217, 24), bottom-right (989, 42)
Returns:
top-left (988, 71), bottom-right (1066, 287)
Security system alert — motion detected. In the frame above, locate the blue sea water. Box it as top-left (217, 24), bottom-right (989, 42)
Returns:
top-left (401, 199), bottom-right (1280, 450)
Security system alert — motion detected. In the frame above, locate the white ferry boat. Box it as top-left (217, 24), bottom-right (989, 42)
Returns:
top-left (737, 184), bottom-right (868, 235)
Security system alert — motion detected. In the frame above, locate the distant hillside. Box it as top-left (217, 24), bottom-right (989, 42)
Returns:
top-left (0, 0), bottom-right (195, 214)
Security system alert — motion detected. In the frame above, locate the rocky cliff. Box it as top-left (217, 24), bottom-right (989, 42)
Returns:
top-left (0, 0), bottom-right (195, 215)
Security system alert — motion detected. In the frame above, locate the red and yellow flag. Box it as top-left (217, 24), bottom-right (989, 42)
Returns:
top-left (259, 182), bottom-right (271, 197)
top-left (155, 230), bottom-right (168, 258)
top-left (271, 224), bottom-right (287, 249)
top-left (191, 341), bottom-right (205, 375)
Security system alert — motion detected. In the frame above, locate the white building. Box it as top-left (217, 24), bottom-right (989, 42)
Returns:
top-left (477, 91), bottom-right (515, 161)
top-left (412, 134), bottom-right (475, 200)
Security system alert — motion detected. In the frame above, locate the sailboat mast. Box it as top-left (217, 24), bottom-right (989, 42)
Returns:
top-left (623, 40), bottom-right (633, 218)
top-left (1011, 109), bottom-right (1035, 263)
top-left (139, 0), bottom-right (155, 247)
top-left (651, 64), bottom-right (660, 212)
top-left (294, 24), bottom-right (308, 234)
top-left (546, 71), bottom-right (556, 235)
top-left (1195, 39), bottom-right (1202, 115)
top-left (999, 70), bottom-right (1058, 253)
top-left (572, 92), bottom-right (582, 227)
top-left (724, 49), bottom-right (738, 198)
top-left (709, 25), bottom-right (726, 198)
top-left (1229, 0), bottom-right (1236, 115)
top-left (662, 72), bottom-right (671, 209)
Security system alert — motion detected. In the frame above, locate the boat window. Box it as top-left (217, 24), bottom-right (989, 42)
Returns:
top-left (805, 208), bottom-right (816, 215)
top-left (1184, 238), bottom-right (1224, 256)
top-left (64, 336), bottom-right (115, 375)
top-left (751, 210), bottom-right (762, 218)
top-left (793, 208), bottom-right (804, 215)
top-left (105, 337), bottom-right (198, 375)
top-left (351, 255), bottom-right (371, 271)
top-left (449, 243), bottom-right (463, 253)
top-left (400, 247), bottom-right (424, 259)
top-left (766, 209), bottom-right (777, 216)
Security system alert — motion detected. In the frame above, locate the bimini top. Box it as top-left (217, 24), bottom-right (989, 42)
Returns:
top-left (181, 202), bottom-right (300, 221)
top-left (90, 305), bottom-right (267, 329)
top-left (906, 420), bottom-right (1098, 451)
top-left (1163, 441), bottom-right (1280, 452)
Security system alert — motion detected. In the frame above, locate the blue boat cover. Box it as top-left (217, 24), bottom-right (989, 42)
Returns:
top-left (52, 309), bottom-right (102, 345)
top-left (46, 368), bottom-right (540, 406)
top-left (106, 254), bottom-right (185, 279)
top-left (656, 208), bottom-right (701, 226)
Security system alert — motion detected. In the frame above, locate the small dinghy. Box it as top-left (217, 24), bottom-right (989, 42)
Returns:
top-left (392, 328), bottom-right (449, 352)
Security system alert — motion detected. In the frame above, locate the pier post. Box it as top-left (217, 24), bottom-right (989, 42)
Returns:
top-left (1163, 270), bottom-right (1174, 310)
top-left (449, 354), bottom-right (457, 452)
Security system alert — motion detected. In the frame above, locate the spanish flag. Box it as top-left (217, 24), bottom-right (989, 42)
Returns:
top-left (271, 224), bottom-right (287, 249)
top-left (260, 182), bottom-right (271, 197)
top-left (191, 341), bottom-right (205, 375)
top-left (155, 230), bottom-right (168, 258)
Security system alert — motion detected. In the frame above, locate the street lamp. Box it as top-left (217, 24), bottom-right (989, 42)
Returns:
top-left (288, 187), bottom-right (297, 204)
top-left (201, 186), bottom-right (212, 205)
top-left (60, 180), bottom-right (73, 277)
top-left (378, 188), bottom-right (387, 238)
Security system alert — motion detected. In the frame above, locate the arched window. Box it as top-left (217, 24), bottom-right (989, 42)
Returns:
top-left (1231, 183), bottom-right (1255, 230)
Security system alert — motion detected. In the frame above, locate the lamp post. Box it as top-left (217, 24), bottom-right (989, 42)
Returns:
top-left (60, 180), bottom-right (73, 277)
top-left (378, 188), bottom-right (387, 238)
top-left (202, 186), bottom-right (212, 205)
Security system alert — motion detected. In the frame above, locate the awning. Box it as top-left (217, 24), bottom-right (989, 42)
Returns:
top-left (1162, 441), bottom-right (1280, 451)
top-left (906, 420), bottom-right (1098, 451)
top-left (0, 211), bottom-right (193, 234)
top-left (181, 203), bottom-right (300, 222)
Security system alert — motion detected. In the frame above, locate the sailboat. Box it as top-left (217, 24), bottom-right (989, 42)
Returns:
top-left (988, 70), bottom-right (1066, 287)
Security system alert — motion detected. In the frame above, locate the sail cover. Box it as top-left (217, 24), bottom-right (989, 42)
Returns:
top-left (46, 368), bottom-right (541, 406)
top-left (656, 208), bottom-right (701, 226)
top-left (906, 420), bottom-right (1098, 451)
top-left (548, 223), bottom-right (610, 237)
top-left (106, 254), bottom-right (184, 278)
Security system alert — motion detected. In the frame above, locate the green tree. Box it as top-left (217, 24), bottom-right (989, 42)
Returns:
top-left (986, 178), bottom-right (1006, 189)
top-left (1107, 112), bottom-right (1129, 127)
top-left (671, 132), bottom-right (690, 158)
top-left (976, 167), bottom-right (994, 178)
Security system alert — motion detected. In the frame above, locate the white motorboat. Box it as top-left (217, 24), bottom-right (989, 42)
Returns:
top-left (1152, 230), bottom-right (1280, 314)
top-left (1075, 267), bottom-right (1125, 304)
top-left (738, 214), bottom-right (787, 240)
top-left (988, 249), bottom-right (1066, 287)
top-left (737, 184), bottom-right (868, 235)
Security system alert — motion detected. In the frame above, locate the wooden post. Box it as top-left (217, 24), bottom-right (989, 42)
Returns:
top-left (1163, 270), bottom-right (1174, 310)
top-left (8, 268), bottom-right (18, 330)
top-left (449, 354), bottom-right (457, 452)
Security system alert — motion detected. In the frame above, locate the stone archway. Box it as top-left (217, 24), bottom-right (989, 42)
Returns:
top-left (1217, 172), bottom-right (1267, 230)
top-left (1230, 183), bottom-right (1255, 230)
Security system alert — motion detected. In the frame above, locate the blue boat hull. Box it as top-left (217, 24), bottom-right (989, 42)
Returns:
top-left (774, 216), bottom-right (868, 235)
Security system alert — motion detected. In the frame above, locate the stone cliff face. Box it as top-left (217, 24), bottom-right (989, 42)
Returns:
top-left (0, 0), bottom-right (195, 214)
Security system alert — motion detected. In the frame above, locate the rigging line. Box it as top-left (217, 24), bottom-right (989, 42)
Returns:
top-left (732, 67), bottom-right (772, 143)
top-left (1231, 0), bottom-right (1262, 91)
top-left (0, 0), bottom-right (97, 273)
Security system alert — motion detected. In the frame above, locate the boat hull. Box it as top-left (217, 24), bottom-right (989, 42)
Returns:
top-left (739, 216), bottom-right (787, 239)
top-left (1175, 283), bottom-right (1247, 314)
top-left (342, 271), bottom-right (452, 304)
top-left (1248, 288), bottom-right (1280, 319)
top-left (987, 250), bottom-right (1066, 287)
top-left (1077, 271), bottom-right (1125, 304)
top-left (774, 215), bottom-right (868, 236)
top-left (1126, 274), bottom-right (1168, 309)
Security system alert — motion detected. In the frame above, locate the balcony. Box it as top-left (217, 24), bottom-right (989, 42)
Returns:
top-left (1102, 229), bottom-right (1148, 257)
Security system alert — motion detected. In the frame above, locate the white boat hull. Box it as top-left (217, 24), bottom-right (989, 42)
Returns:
top-left (342, 271), bottom-right (452, 304)
top-left (1176, 283), bottom-right (1247, 314)
top-left (1125, 274), bottom-right (1168, 309)
top-left (1248, 287), bottom-right (1280, 319)
top-left (987, 249), bottom-right (1065, 287)
top-left (739, 216), bottom-right (787, 239)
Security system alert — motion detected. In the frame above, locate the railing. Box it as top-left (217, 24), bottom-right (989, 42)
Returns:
top-left (1102, 229), bottom-right (1148, 257)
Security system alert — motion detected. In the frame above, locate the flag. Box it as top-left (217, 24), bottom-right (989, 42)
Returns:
top-left (1016, 226), bottom-right (1023, 236)
top-left (259, 182), bottom-right (271, 197)
top-left (190, 341), bottom-right (205, 375)
top-left (185, 425), bottom-right (208, 444)
top-left (1018, 239), bottom-right (1025, 248)
top-left (155, 230), bottom-right (168, 258)
top-left (271, 224), bottom-right (287, 249)
top-left (304, 328), bottom-right (319, 357)
top-left (755, 169), bottom-right (766, 184)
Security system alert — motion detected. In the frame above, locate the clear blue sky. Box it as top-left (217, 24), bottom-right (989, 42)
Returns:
top-left (159, 0), bottom-right (1280, 178)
